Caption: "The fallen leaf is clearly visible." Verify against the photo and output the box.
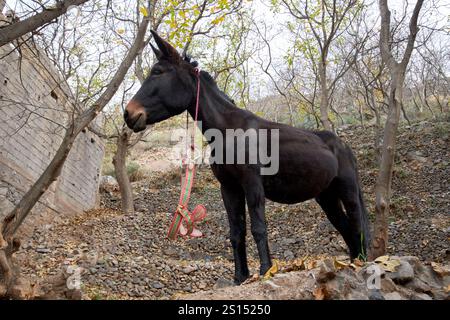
[431,262,450,277]
[374,255,401,272]
[263,260,279,281]
[374,255,390,263]
[305,259,317,270]
[288,258,305,271]
[334,259,349,270]
[281,259,301,273]
[382,259,401,272]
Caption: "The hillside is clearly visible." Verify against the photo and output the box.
[15,119,449,299]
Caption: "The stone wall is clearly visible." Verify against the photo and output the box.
[0,38,104,234]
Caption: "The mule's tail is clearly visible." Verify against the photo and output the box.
[314,130,372,257]
[349,147,371,255]
[357,180,371,252]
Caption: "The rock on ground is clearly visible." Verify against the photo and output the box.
[182,257,449,300]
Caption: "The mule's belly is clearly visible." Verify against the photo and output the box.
[262,173,331,204]
[210,126,339,204]
[262,150,338,204]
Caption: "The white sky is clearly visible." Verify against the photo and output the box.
[3,0,449,104]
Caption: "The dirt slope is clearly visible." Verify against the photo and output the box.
[15,120,449,299]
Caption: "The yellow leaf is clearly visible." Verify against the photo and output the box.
[280,258,304,272]
[139,6,148,17]
[374,255,401,272]
[211,15,225,25]
[263,260,279,280]
[334,259,349,270]
[117,28,125,35]
[431,262,450,277]
[305,259,317,270]
[382,259,400,272]
[374,255,390,263]
[293,258,305,270]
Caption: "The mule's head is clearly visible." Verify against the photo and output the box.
[124,30,198,132]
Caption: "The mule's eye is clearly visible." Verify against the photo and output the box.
[152,69,163,75]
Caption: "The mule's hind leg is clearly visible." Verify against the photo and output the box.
[242,175,272,276]
[316,184,357,257]
[220,182,249,284]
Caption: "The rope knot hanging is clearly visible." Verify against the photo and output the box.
[167,68,207,240]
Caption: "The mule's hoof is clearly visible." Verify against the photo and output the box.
[259,263,273,276]
[234,275,250,285]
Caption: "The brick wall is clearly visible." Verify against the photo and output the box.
[0,39,105,234]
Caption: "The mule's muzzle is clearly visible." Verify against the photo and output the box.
[124,99,147,132]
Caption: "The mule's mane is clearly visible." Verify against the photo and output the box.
[182,53,236,107]
[183,54,199,68]
[200,70,236,107]
[199,71,220,90]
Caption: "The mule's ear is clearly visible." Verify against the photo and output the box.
[150,30,181,64]
[149,43,163,60]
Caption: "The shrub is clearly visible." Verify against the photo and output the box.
[127,161,139,181]
[101,155,116,177]
[127,161,147,182]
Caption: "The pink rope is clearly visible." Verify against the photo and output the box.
[168,67,205,240]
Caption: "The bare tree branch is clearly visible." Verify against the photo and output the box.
[0,0,88,47]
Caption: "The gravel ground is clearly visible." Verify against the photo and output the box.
[15,120,449,299]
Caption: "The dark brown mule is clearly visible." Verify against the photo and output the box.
[124,31,371,284]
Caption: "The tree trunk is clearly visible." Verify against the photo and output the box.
[368,90,383,162]
[113,127,134,214]
[371,70,404,259]
[287,102,295,126]
[0,13,149,298]
[423,86,436,119]
[318,61,332,131]
[374,108,382,163]
[371,0,423,259]
[0,126,78,297]
[357,102,364,127]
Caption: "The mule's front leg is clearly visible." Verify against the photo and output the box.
[221,183,249,284]
[243,177,272,275]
